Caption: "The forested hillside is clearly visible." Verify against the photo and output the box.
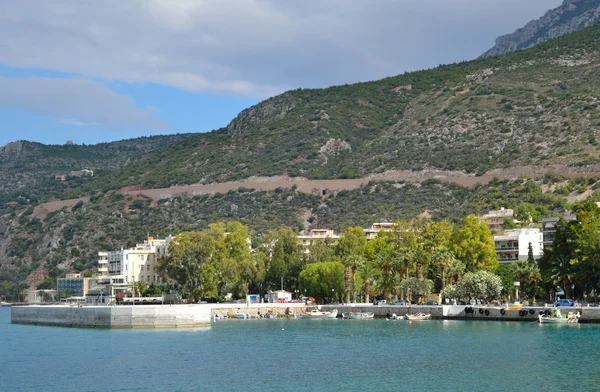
[69,23,600,195]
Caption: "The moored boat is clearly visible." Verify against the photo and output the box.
[406,313,431,320]
[301,309,338,319]
[538,308,579,324]
[342,311,374,319]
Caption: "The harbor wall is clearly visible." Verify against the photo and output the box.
[322,304,600,322]
[11,304,211,328]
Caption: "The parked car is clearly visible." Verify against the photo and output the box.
[424,300,439,306]
[554,299,576,307]
[393,300,409,305]
[375,300,387,305]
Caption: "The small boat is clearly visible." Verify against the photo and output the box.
[233,313,251,319]
[538,308,579,324]
[406,313,431,320]
[342,312,374,319]
[390,313,406,320]
[301,309,338,319]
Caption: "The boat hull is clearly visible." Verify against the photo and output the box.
[342,312,374,319]
[538,315,578,324]
[406,314,431,321]
[302,309,338,319]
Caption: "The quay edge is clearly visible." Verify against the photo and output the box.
[11,304,211,328]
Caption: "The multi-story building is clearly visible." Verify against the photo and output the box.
[539,215,576,250]
[98,236,172,285]
[298,229,340,254]
[481,207,515,231]
[364,222,396,240]
[57,273,94,296]
[494,228,543,263]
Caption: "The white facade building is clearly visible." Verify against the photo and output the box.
[481,207,515,231]
[98,236,172,285]
[494,228,543,263]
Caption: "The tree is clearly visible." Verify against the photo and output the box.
[336,226,367,304]
[306,238,335,264]
[345,254,364,303]
[210,222,254,298]
[359,263,377,304]
[264,228,304,292]
[431,248,457,291]
[399,277,434,303]
[455,271,502,303]
[299,261,344,303]
[156,231,218,302]
[452,215,498,272]
[515,203,538,226]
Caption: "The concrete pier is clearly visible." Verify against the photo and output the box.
[11,304,211,328]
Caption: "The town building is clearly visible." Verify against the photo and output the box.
[364,222,396,240]
[57,274,94,296]
[494,228,543,263]
[481,207,515,231]
[297,229,340,254]
[266,290,292,303]
[538,215,575,250]
[98,236,172,287]
[27,289,58,304]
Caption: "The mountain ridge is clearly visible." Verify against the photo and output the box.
[482,0,600,57]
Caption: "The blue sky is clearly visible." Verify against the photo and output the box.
[0,0,562,146]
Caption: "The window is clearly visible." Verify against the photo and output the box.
[147,265,150,271]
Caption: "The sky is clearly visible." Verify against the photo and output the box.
[0,0,563,147]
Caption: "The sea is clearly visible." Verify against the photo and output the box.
[1,306,599,391]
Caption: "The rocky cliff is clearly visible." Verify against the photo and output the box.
[482,0,600,57]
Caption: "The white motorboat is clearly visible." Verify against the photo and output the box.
[342,312,374,319]
[406,313,431,320]
[538,308,579,324]
[301,309,338,319]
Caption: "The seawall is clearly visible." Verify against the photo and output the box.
[11,304,211,328]
[323,304,600,322]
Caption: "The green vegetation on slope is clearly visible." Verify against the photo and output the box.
[70,23,600,196]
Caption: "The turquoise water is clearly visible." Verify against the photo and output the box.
[1,307,599,391]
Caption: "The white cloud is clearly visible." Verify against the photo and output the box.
[0,0,562,98]
[0,76,167,129]
[59,118,99,127]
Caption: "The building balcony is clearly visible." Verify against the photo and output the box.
[495,246,518,251]
[98,259,108,264]
[98,267,108,273]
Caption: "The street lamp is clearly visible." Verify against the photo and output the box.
[332,288,335,304]
[572,284,575,300]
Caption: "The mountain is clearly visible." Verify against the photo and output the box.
[0,135,193,203]
[2,24,600,291]
[482,0,600,57]
[77,23,600,195]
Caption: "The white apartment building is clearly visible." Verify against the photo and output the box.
[98,236,172,285]
[494,228,543,263]
[481,207,515,231]
[298,229,340,254]
[364,222,396,240]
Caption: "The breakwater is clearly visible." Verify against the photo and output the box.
[11,304,211,328]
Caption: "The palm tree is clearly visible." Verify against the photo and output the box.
[550,254,575,299]
[342,256,352,304]
[347,254,364,303]
[409,246,430,281]
[360,264,376,304]
[376,251,393,303]
[432,248,457,291]
[445,260,466,286]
